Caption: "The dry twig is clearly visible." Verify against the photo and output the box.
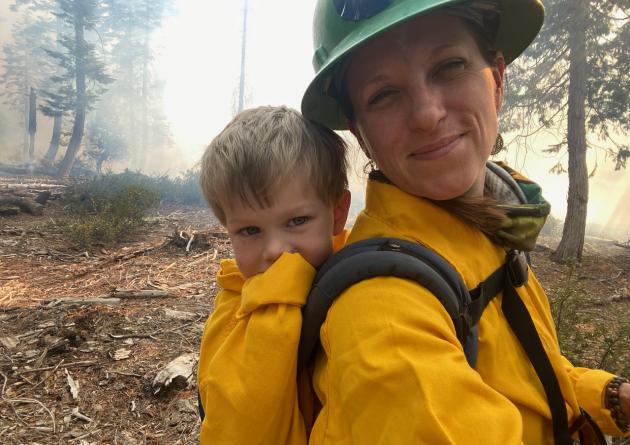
[113,243,165,262]
[111,289,173,299]
[4,397,56,433]
[28,358,65,393]
[17,360,96,374]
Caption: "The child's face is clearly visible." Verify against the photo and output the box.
[224,177,350,278]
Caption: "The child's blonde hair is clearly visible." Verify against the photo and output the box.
[200,106,348,224]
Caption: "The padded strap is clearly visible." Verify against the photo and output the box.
[298,238,471,373]
[468,264,506,324]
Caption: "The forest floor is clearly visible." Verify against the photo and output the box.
[1,174,629,444]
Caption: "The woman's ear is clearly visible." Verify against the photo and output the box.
[492,52,506,112]
[333,190,351,235]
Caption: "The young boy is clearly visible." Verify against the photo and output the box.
[197,106,350,444]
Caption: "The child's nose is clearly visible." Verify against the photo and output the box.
[263,238,294,264]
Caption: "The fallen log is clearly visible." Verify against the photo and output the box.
[35,190,52,205]
[46,297,121,306]
[110,289,173,299]
[0,196,43,215]
[0,206,20,216]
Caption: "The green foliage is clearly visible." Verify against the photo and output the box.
[86,117,127,173]
[62,174,160,247]
[502,0,629,140]
[60,170,205,247]
[1,9,56,112]
[615,148,630,171]
[41,0,114,118]
[150,169,205,206]
[96,0,175,164]
[73,170,205,206]
[548,263,630,377]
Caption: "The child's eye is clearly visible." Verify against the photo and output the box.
[239,226,260,236]
[288,216,309,227]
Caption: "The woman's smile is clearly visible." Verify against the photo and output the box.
[408,133,464,161]
[346,13,505,200]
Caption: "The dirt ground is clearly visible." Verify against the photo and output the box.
[1,175,629,444]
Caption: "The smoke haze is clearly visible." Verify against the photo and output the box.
[0,1,627,237]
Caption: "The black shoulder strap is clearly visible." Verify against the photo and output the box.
[500,251,572,445]
[297,241,574,445]
[298,237,476,373]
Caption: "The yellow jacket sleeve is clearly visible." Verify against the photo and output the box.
[560,356,629,437]
[310,276,525,445]
[198,253,314,445]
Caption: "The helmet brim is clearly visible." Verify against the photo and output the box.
[302,0,544,130]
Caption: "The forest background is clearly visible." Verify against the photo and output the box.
[0,1,628,443]
[0,0,628,257]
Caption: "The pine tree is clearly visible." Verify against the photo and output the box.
[47,0,113,177]
[4,1,70,164]
[501,0,629,261]
[98,0,173,170]
[0,8,56,163]
[85,113,126,174]
[40,6,69,163]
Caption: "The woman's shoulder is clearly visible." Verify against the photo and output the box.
[325,275,458,338]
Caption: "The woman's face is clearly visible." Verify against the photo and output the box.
[346,13,505,200]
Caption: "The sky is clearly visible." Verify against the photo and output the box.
[154,0,317,166]
[1,0,628,232]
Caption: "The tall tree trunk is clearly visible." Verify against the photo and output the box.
[125,23,138,167]
[44,14,64,164]
[28,135,35,165]
[552,2,588,262]
[28,87,37,165]
[57,8,86,177]
[23,94,30,163]
[96,156,104,175]
[44,114,62,162]
[237,0,247,114]
[140,27,149,169]
[23,54,30,164]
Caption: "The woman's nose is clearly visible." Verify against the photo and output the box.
[407,85,446,132]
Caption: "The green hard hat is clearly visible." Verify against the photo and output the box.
[301,0,544,130]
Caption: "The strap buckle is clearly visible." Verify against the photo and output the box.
[507,250,528,287]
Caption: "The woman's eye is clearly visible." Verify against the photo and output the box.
[288,216,308,227]
[239,226,260,236]
[436,59,466,77]
[368,88,397,106]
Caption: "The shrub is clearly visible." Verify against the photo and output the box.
[540,214,562,237]
[62,176,160,247]
[151,169,205,206]
[60,169,208,247]
[548,262,630,377]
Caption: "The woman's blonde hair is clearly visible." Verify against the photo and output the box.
[199,106,348,224]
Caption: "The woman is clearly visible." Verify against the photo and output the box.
[300,0,630,443]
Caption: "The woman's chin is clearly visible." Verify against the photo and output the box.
[400,177,480,201]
